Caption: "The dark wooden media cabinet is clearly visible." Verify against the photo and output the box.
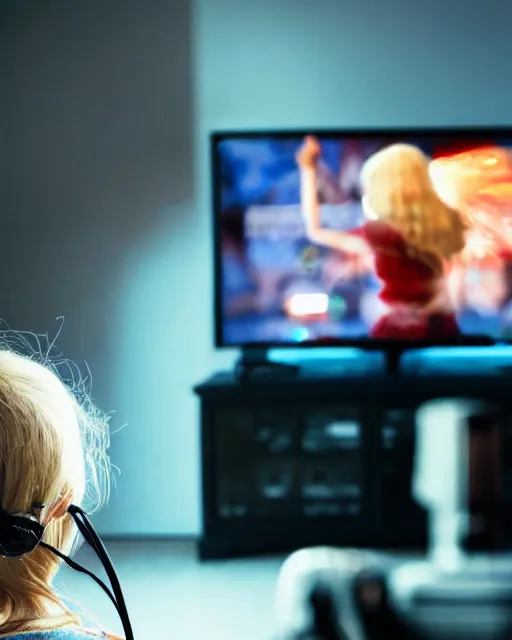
[194,363,512,560]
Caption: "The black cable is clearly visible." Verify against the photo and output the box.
[0,503,134,639]
[70,508,127,608]
[68,505,134,640]
[40,541,119,612]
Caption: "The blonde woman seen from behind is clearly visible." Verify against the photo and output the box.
[297,136,468,340]
[0,349,122,639]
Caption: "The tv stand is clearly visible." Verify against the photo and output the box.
[194,365,512,560]
[235,348,300,382]
[378,335,495,375]
[384,348,403,375]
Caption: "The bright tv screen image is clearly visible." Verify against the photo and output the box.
[214,130,512,346]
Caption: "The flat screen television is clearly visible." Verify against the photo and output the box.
[212,128,512,351]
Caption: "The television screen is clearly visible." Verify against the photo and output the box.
[213,130,512,347]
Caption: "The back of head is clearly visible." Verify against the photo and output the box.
[361,143,467,267]
[361,143,431,203]
[0,347,111,634]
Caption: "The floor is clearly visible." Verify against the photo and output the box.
[57,540,285,640]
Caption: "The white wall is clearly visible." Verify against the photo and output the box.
[1,0,512,536]
[0,0,204,535]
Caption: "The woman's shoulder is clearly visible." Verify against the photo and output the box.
[0,597,123,639]
[358,219,404,248]
[2,631,108,639]
[3,630,122,639]
[59,596,122,639]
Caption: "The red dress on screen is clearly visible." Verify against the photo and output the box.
[353,220,460,340]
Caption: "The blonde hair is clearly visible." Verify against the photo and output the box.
[361,143,467,272]
[0,332,112,635]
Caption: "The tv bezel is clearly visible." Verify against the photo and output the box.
[211,126,512,351]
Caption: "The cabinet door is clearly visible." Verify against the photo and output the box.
[212,403,367,524]
[377,407,427,537]
[213,404,299,520]
[299,406,364,519]
[500,408,512,545]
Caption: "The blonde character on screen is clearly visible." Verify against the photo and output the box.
[297,136,467,340]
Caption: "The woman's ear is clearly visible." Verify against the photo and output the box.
[42,485,74,524]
